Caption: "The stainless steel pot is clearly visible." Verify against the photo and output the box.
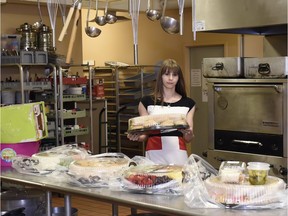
[1,188,46,216]
[38,24,53,51]
[16,23,38,50]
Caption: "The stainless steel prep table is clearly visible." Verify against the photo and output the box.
[1,167,287,216]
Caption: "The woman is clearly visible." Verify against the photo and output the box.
[128,59,196,165]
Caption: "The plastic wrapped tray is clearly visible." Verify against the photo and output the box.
[128,113,189,133]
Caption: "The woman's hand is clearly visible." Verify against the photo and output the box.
[179,127,194,142]
[127,132,147,142]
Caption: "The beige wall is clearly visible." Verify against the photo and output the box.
[81,7,253,67]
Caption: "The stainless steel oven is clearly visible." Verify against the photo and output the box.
[206,78,288,180]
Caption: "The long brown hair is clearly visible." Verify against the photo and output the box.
[153,59,187,104]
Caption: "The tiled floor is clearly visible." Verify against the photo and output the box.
[52,194,151,216]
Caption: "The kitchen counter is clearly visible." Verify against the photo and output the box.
[1,167,287,216]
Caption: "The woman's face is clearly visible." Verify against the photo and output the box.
[162,70,179,89]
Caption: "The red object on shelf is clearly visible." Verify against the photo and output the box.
[62,77,87,85]
[94,79,105,99]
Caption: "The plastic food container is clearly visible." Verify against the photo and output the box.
[218,161,246,184]
[247,162,270,185]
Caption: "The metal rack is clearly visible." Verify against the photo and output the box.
[0,63,59,149]
[93,64,159,157]
[57,65,107,154]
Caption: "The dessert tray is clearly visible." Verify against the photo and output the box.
[12,144,89,176]
[121,165,183,195]
[204,175,286,207]
[66,153,131,188]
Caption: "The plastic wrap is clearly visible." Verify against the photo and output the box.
[121,164,183,195]
[66,153,131,188]
[183,154,288,210]
[128,113,188,133]
[182,154,222,208]
[12,144,89,175]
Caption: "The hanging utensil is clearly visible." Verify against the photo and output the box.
[33,0,43,30]
[66,0,82,63]
[58,0,67,25]
[85,0,101,37]
[146,0,162,21]
[178,0,185,35]
[47,0,59,49]
[160,0,180,34]
[105,0,117,24]
[192,0,197,40]
[58,0,79,42]
[92,0,107,26]
[129,0,141,65]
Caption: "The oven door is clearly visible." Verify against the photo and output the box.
[213,84,283,134]
[212,83,284,156]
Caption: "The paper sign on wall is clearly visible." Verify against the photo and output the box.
[191,69,201,87]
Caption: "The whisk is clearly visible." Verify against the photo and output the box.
[47,0,59,49]
[58,0,67,25]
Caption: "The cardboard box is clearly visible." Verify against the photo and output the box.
[0,102,48,143]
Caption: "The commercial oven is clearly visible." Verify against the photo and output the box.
[206,78,288,180]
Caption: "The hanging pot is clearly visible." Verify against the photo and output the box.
[0,188,46,216]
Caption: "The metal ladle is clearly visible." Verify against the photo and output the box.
[85,0,101,37]
[146,0,162,21]
[105,0,117,24]
[90,0,106,26]
[160,0,180,34]
[33,0,43,30]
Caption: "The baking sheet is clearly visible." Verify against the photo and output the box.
[127,124,188,133]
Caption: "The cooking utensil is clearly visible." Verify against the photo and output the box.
[192,0,197,40]
[47,0,59,48]
[129,0,141,64]
[105,0,117,24]
[65,0,82,63]
[0,188,46,216]
[58,0,67,25]
[178,0,185,35]
[58,0,79,42]
[146,0,162,21]
[1,207,26,216]
[91,0,107,26]
[85,0,101,37]
[33,0,43,30]
[160,0,180,34]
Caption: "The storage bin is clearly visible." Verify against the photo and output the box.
[0,141,40,166]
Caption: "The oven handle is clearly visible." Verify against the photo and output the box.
[232,139,263,147]
[214,84,282,93]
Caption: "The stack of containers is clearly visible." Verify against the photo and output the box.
[0,102,48,167]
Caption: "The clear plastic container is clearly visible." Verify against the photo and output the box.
[218,161,247,184]
[247,162,270,185]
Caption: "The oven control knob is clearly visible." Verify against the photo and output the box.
[216,138,224,145]
[279,166,288,176]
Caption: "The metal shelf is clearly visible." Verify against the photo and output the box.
[93,65,159,157]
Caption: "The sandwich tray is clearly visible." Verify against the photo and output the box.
[127,124,188,133]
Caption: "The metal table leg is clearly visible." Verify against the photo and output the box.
[112,203,119,216]
[46,191,52,216]
[64,194,72,216]
[131,207,138,215]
